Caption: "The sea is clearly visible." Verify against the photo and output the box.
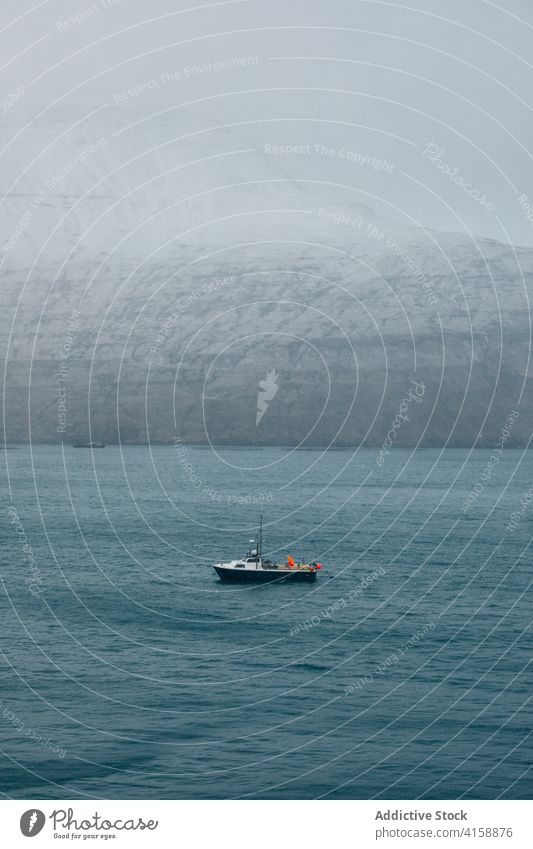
[0,445,531,799]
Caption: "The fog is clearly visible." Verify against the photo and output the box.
[2,0,533,244]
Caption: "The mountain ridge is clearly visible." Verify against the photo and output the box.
[1,106,532,447]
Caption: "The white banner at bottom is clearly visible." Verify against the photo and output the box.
[0,799,531,848]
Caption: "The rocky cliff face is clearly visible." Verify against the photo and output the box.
[1,106,531,446]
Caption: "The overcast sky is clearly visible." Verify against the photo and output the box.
[2,0,533,245]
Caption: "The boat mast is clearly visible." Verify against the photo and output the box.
[258,513,263,559]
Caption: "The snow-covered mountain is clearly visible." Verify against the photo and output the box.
[1,106,532,446]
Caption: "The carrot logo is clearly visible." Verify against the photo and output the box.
[256,369,279,426]
[20,810,46,837]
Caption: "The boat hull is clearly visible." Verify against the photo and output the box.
[214,565,317,583]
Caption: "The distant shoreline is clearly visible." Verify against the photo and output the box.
[2,443,530,450]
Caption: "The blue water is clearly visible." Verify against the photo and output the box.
[1,446,531,799]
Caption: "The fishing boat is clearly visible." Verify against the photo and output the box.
[212,516,321,583]
[72,441,106,448]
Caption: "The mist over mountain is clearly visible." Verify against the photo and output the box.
[1,106,532,447]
